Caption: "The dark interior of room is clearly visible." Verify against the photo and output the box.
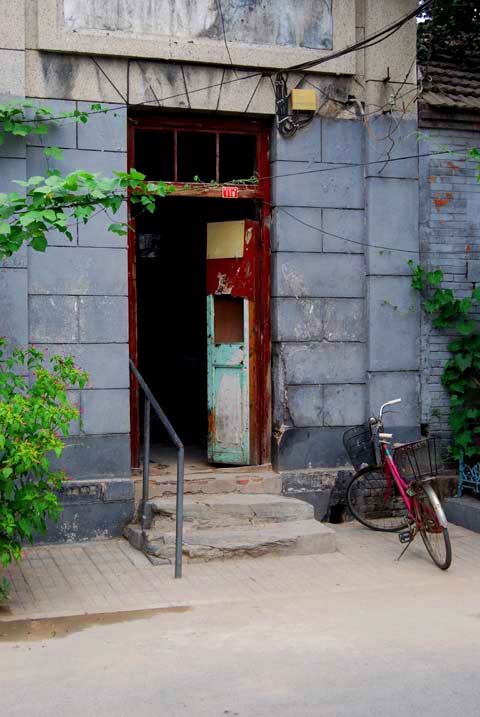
[135,197,256,452]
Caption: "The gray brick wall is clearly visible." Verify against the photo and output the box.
[271,118,369,469]
[271,115,421,469]
[25,101,131,478]
[419,128,480,443]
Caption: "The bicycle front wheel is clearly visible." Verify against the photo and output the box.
[346,465,410,532]
[414,482,452,571]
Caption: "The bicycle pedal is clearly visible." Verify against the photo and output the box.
[398,530,412,544]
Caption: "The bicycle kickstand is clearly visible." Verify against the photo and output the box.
[395,525,415,562]
[396,539,413,562]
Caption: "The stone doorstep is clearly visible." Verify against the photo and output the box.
[148,493,314,532]
[147,471,283,497]
[128,519,336,563]
[148,462,273,477]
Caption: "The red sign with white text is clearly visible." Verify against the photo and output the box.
[222,186,239,199]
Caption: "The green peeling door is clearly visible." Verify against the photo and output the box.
[206,220,258,465]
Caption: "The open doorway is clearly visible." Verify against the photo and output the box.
[135,197,256,471]
[129,113,272,471]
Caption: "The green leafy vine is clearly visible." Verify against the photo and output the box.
[0,100,175,259]
[409,260,480,461]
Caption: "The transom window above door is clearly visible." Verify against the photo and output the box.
[134,129,257,184]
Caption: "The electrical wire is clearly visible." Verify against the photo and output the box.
[272,204,480,257]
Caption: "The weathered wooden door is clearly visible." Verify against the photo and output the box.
[206,220,259,465]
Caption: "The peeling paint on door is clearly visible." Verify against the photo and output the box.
[207,296,249,465]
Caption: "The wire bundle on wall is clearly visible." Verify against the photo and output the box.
[274,73,314,137]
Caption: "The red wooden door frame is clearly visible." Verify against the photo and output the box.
[127,112,271,468]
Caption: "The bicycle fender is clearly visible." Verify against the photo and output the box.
[421,483,448,529]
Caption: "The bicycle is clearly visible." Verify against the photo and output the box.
[343,399,452,571]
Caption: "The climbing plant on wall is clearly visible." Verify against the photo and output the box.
[409,258,480,463]
[0,100,174,259]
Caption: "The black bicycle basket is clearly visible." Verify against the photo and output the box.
[394,438,439,481]
[343,424,375,470]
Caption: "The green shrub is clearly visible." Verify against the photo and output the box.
[0,340,87,599]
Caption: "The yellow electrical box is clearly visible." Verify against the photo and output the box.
[289,89,316,112]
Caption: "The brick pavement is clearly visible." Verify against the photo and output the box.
[1,522,479,621]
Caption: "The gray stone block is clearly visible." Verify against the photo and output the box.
[444,496,480,534]
[365,117,418,179]
[48,434,131,479]
[367,276,419,372]
[272,161,364,209]
[366,177,419,275]
[0,157,26,193]
[77,201,127,248]
[0,268,27,345]
[271,207,323,252]
[368,371,420,428]
[26,100,77,149]
[81,388,130,434]
[29,246,128,296]
[27,146,127,180]
[40,477,135,542]
[273,253,364,298]
[272,344,287,428]
[0,133,26,158]
[1,245,27,268]
[26,52,128,104]
[270,119,321,162]
[79,296,129,343]
[467,261,480,282]
[275,426,349,469]
[283,342,367,384]
[322,208,365,253]
[324,299,366,342]
[37,343,129,389]
[46,218,79,247]
[29,295,78,343]
[287,385,323,427]
[321,118,363,164]
[324,384,366,426]
[77,103,127,152]
[272,298,324,342]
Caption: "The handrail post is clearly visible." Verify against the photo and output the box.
[175,445,185,578]
[129,359,184,578]
[142,398,151,529]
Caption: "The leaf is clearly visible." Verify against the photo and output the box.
[107,223,128,236]
[456,319,476,336]
[42,209,57,223]
[0,222,11,235]
[30,235,48,252]
[43,147,64,161]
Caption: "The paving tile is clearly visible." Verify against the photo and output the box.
[2,528,480,620]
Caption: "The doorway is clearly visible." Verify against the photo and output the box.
[128,114,271,470]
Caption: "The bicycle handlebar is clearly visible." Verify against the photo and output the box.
[379,398,402,420]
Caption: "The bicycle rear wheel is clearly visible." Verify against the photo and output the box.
[414,482,452,570]
[346,465,410,532]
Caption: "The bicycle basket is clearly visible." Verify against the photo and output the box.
[343,424,375,470]
[394,438,439,481]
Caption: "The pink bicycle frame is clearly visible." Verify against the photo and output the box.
[381,444,414,519]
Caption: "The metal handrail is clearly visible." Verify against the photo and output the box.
[129,359,185,578]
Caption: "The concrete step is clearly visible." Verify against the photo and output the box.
[127,519,336,564]
[148,471,282,497]
[149,494,314,532]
